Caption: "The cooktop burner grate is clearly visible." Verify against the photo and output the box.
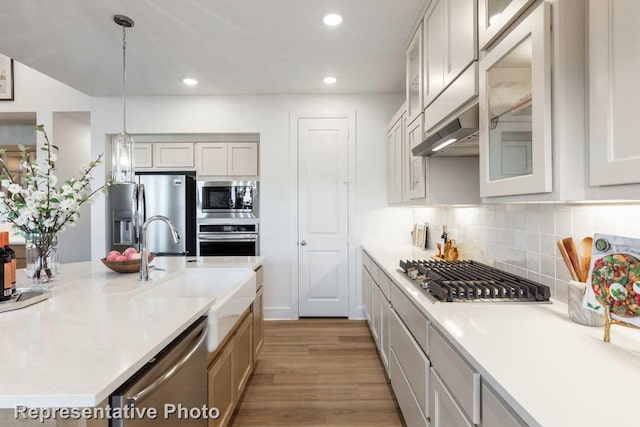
[399,259,551,302]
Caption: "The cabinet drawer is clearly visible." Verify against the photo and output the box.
[430,326,480,424]
[390,284,429,355]
[482,383,527,427]
[390,349,428,427]
[362,252,380,284]
[390,309,429,419]
[378,272,392,302]
[430,369,474,427]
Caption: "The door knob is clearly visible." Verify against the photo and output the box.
[300,240,307,246]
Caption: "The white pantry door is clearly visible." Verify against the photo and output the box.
[298,117,350,317]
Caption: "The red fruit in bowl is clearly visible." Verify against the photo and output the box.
[115,255,128,262]
[127,252,141,261]
[123,247,137,257]
[106,252,120,262]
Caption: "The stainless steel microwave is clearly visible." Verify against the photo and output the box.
[196,181,258,219]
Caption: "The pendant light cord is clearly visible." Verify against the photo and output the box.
[122,25,127,133]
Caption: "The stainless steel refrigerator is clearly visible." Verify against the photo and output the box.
[108,173,196,256]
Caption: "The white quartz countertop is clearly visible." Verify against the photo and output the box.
[0,255,264,409]
[362,243,640,427]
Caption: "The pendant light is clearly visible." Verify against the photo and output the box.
[111,15,135,183]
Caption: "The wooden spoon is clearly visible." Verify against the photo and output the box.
[561,238,582,282]
[580,237,593,282]
[557,239,580,281]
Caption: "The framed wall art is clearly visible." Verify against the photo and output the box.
[0,54,14,101]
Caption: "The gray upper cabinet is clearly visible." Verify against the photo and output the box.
[480,0,587,202]
[589,0,640,188]
[386,104,405,205]
[423,0,478,133]
[404,115,427,201]
[478,0,536,50]
[479,2,552,198]
[407,22,424,125]
[424,0,446,107]
[445,0,478,85]
[134,142,194,170]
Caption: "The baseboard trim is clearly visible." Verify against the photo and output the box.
[350,306,365,320]
[264,307,293,320]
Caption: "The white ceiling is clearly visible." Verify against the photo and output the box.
[0,0,423,96]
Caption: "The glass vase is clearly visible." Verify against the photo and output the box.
[25,233,60,286]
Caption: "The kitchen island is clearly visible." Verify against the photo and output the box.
[362,243,640,427]
[0,255,263,425]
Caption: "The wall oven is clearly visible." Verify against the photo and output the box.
[197,222,259,256]
[197,181,258,219]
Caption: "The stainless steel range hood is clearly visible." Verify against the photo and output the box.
[412,104,479,157]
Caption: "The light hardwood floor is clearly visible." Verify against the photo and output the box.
[230,319,405,427]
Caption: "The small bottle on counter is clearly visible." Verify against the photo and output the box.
[3,232,16,289]
[0,233,12,301]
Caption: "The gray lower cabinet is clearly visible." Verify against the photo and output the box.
[390,309,430,420]
[363,267,371,323]
[379,289,390,372]
[361,254,527,427]
[429,325,481,424]
[364,259,391,373]
[390,349,429,427]
[482,383,527,427]
[390,282,429,354]
[430,368,474,427]
[369,273,380,344]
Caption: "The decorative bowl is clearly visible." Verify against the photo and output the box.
[101,254,155,274]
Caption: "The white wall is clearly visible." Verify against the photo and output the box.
[52,112,92,263]
[0,61,90,142]
[0,60,92,246]
[90,94,406,319]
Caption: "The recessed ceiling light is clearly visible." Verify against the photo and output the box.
[323,76,337,85]
[323,14,343,26]
[182,78,198,86]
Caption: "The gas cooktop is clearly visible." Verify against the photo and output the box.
[399,259,551,303]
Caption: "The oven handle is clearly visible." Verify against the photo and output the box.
[126,325,208,408]
[198,234,258,242]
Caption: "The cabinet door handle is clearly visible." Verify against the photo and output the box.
[300,240,307,246]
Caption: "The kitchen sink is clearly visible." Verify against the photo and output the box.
[141,268,257,352]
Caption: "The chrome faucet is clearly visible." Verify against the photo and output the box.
[140,215,180,281]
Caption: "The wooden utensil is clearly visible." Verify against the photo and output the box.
[580,237,593,282]
[557,240,580,281]
[562,238,582,282]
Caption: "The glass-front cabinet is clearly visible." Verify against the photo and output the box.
[479,2,552,197]
[406,23,423,125]
[478,0,536,50]
[404,114,426,200]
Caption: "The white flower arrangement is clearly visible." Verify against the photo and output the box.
[0,125,107,236]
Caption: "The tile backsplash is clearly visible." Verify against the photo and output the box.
[413,204,640,303]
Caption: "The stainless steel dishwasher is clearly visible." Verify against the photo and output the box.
[109,317,208,427]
